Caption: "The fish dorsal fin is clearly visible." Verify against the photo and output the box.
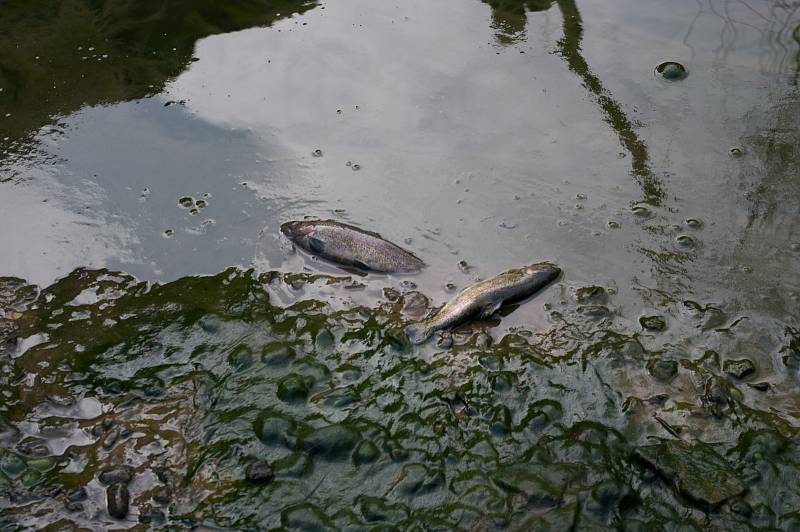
[322,220,385,240]
[359,228,385,239]
[478,300,502,319]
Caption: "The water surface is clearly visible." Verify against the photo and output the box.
[2,0,800,529]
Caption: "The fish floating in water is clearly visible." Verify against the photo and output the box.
[280,219,425,273]
[405,262,561,344]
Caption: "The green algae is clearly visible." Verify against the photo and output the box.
[0,267,798,529]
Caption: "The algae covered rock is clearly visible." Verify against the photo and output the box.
[244,459,274,484]
[724,358,756,380]
[635,439,745,506]
[299,423,362,461]
[106,483,130,519]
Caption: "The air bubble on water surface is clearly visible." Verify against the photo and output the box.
[655,61,688,81]
[684,218,703,229]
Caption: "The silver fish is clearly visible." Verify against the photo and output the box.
[280,219,425,273]
[405,262,560,344]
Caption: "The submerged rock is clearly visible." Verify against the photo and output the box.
[299,424,361,460]
[352,440,380,466]
[152,486,171,505]
[66,487,87,502]
[647,359,678,383]
[436,331,453,348]
[254,410,298,448]
[0,452,27,479]
[273,452,314,478]
[578,305,611,319]
[277,374,311,403]
[639,315,666,332]
[396,463,443,497]
[729,499,752,517]
[724,358,756,380]
[261,343,295,367]
[281,503,333,531]
[635,440,745,507]
[64,501,83,512]
[106,483,130,519]
[99,466,134,486]
[245,460,274,484]
[575,285,608,304]
[102,428,120,450]
[359,496,409,523]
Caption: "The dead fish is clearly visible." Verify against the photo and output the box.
[280,219,425,273]
[405,262,560,344]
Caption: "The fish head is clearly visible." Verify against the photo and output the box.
[521,262,562,285]
[280,220,316,242]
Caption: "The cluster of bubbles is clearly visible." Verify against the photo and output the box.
[163,194,213,237]
[177,194,210,215]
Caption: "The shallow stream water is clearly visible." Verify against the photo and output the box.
[1,0,800,529]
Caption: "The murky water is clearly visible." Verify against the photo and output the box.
[2,0,800,529]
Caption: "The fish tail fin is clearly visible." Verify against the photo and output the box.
[405,322,434,345]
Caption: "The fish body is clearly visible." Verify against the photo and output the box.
[280,219,424,273]
[405,262,560,344]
